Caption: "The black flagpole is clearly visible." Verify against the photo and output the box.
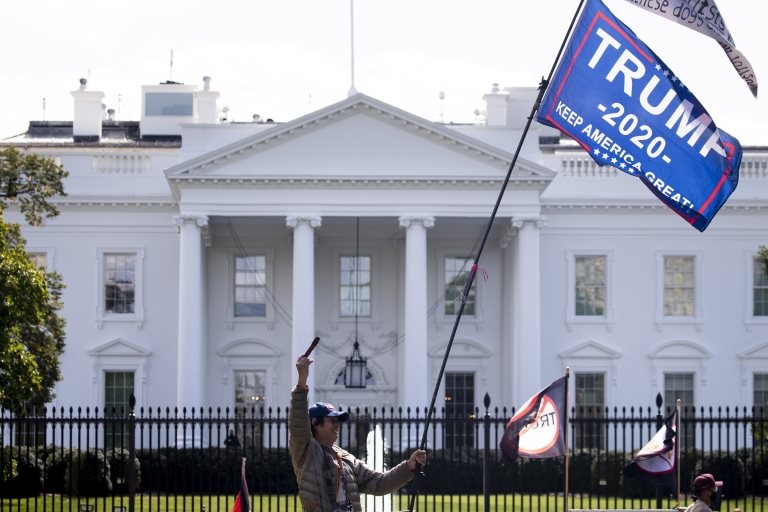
[406,1,586,511]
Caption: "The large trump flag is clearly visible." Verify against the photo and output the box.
[500,376,567,462]
[536,0,741,232]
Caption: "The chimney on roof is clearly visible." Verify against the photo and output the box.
[196,76,220,124]
[71,78,105,141]
[503,87,538,129]
[482,83,508,127]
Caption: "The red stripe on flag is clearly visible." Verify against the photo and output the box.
[232,458,250,512]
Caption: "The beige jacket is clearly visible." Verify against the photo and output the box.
[685,500,712,512]
[289,387,413,512]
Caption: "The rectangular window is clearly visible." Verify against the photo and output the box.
[754,374,768,411]
[445,372,475,449]
[665,372,694,448]
[754,258,768,317]
[340,255,371,317]
[444,257,475,316]
[144,92,194,116]
[234,370,266,448]
[574,372,605,450]
[664,256,695,317]
[575,255,606,316]
[14,403,46,447]
[27,252,47,270]
[104,371,135,449]
[104,253,136,314]
[664,372,694,409]
[234,255,267,317]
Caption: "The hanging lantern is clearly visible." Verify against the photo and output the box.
[345,341,367,388]
[344,217,368,389]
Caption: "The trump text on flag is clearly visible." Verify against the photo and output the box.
[537,0,741,231]
[499,376,566,461]
[516,395,562,455]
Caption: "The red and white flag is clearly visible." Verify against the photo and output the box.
[624,409,677,492]
[232,458,250,512]
[500,376,567,462]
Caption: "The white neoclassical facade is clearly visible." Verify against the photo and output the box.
[3,78,768,418]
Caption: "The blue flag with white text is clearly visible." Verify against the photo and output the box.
[536,0,741,232]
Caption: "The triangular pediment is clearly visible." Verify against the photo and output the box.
[88,338,151,357]
[559,340,621,359]
[650,340,711,359]
[738,340,768,359]
[166,94,554,182]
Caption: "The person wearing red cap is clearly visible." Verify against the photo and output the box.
[289,355,427,512]
[685,473,724,512]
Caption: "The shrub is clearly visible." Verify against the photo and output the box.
[0,447,17,482]
[745,449,768,494]
[136,447,296,494]
[570,450,595,492]
[65,450,112,496]
[0,446,43,497]
[590,451,626,495]
[40,445,75,493]
[106,447,141,492]
[695,454,746,499]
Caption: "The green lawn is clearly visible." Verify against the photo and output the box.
[2,494,766,512]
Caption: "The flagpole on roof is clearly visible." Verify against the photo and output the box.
[399,0,586,509]
[564,367,571,512]
[676,398,682,506]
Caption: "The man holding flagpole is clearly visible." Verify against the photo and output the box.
[289,354,427,512]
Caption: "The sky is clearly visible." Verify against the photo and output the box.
[2,0,765,145]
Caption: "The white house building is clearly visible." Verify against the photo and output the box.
[3,77,768,424]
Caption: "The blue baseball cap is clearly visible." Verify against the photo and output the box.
[308,402,349,422]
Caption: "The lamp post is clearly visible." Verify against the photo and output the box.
[344,217,368,389]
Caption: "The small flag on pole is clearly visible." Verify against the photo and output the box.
[624,409,677,493]
[232,457,250,512]
[622,0,758,97]
[500,376,567,462]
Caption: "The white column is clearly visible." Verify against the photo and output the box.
[499,226,516,407]
[173,215,209,413]
[512,216,545,403]
[287,216,321,403]
[398,216,434,413]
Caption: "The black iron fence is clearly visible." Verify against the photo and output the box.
[1,396,767,512]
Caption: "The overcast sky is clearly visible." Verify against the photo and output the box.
[2,0,765,145]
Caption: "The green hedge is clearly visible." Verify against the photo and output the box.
[0,445,765,498]
[64,450,112,496]
[39,446,75,493]
[136,448,296,494]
